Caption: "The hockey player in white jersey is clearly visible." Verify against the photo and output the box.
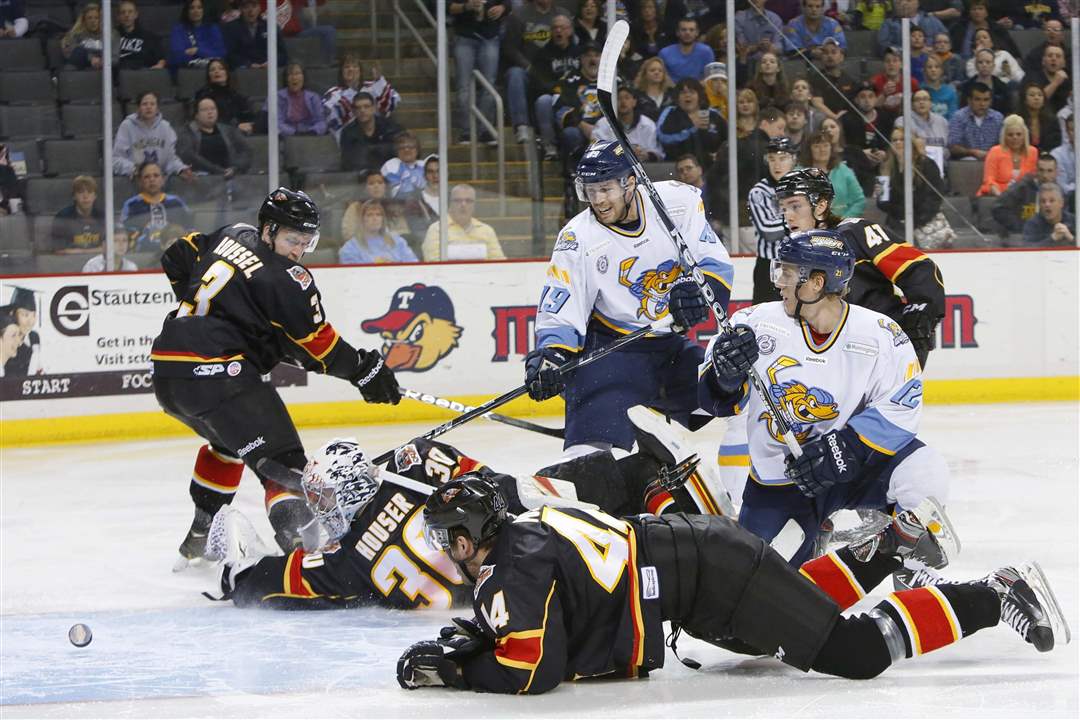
[698,230,950,566]
[526,141,734,456]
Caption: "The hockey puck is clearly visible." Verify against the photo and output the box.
[68,623,93,647]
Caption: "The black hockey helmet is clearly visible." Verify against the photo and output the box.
[766,136,799,156]
[423,474,508,553]
[775,167,835,208]
[258,187,320,252]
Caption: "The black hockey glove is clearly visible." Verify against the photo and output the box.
[899,303,938,367]
[710,325,759,393]
[784,427,867,498]
[396,640,468,690]
[667,276,708,333]
[524,346,574,401]
[438,617,495,661]
[351,350,402,404]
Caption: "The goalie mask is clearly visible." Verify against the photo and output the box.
[301,438,380,542]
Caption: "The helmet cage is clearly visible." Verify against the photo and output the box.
[300,439,380,542]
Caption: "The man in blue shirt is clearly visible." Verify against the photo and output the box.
[735,0,784,62]
[781,0,845,62]
[946,83,1004,161]
[877,0,947,56]
[658,17,715,83]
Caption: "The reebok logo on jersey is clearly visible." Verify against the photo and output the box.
[828,434,847,473]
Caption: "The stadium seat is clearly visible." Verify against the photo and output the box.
[0,105,62,140]
[283,135,339,173]
[845,31,875,59]
[118,69,174,102]
[863,58,884,76]
[189,208,226,234]
[32,215,55,254]
[246,135,271,173]
[36,253,93,274]
[304,66,340,96]
[176,67,206,100]
[58,70,104,103]
[0,215,33,259]
[43,138,101,177]
[159,100,188,129]
[62,103,103,137]
[234,67,273,100]
[947,160,984,198]
[229,174,271,208]
[642,162,677,181]
[284,35,326,68]
[0,70,56,104]
[138,5,179,37]
[0,38,46,70]
[28,3,74,28]
[4,139,43,177]
[1012,29,1045,60]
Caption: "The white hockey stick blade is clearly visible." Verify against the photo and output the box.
[597,19,629,95]
[770,519,805,562]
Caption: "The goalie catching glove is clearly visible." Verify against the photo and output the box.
[784,427,869,498]
[524,346,575,401]
[350,350,402,404]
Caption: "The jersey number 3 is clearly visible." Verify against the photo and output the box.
[176,260,235,317]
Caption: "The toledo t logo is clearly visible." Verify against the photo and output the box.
[618,257,682,321]
[758,356,840,443]
[361,283,462,372]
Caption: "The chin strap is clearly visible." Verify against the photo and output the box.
[793,281,828,322]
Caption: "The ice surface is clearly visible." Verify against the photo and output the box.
[2,403,1078,717]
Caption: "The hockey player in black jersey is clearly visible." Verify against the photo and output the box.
[396,479,1070,695]
[209,415,730,610]
[151,188,401,566]
[775,167,945,366]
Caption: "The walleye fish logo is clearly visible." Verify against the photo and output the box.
[618,257,682,321]
[758,356,840,443]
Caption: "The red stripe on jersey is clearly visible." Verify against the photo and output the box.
[299,323,339,360]
[455,456,482,477]
[530,475,562,497]
[494,634,543,668]
[890,587,959,654]
[799,553,863,610]
[645,489,673,515]
[193,444,244,492]
[284,550,316,597]
[873,244,927,283]
[625,525,646,674]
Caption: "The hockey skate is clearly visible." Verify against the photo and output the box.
[172,507,213,572]
[846,497,959,588]
[983,562,1071,653]
[627,405,735,516]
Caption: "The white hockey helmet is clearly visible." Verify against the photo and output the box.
[301,438,380,542]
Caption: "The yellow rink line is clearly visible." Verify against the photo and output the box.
[1,376,1077,447]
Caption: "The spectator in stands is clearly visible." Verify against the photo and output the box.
[169,0,226,71]
[852,0,890,31]
[359,59,400,118]
[594,86,664,160]
[988,0,1061,30]
[403,154,441,239]
[675,153,706,189]
[921,0,964,25]
[449,0,510,143]
[952,0,1020,60]
[701,62,729,118]
[735,0,784,62]
[1022,18,1067,75]
[573,0,606,45]
[906,25,930,82]
[1051,113,1075,197]
[381,131,426,197]
[658,17,715,83]
[784,101,810,145]
[872,46,920,115]
[62,3,104,70]
[959,49,1013,115]
[530,14,580,159]
[1023,181,1074,245]
[735,87,761,139]
[746,52,790,110]
[113,91,194,180]
[552,42,604,162]
[789,78,824,131]
[922,54,959,119]
[340,92,401,172]
[991,151,1059,241]
[338,199,417,264]
[51,175,104,255]
[323,55,364,141]
[768,0,803,24]
[629,0,672,65]
[1028,44,1071,112]
[841,81,894,189]
[634,56,676,121]
[702,22,748,88]
[1018,83,1062,151]
[177,96,253,177]
[422,183,504,261]
[931,32,967,84]
[877,0,945,55]
[114,0,166,70]
[224,0,286,69]
[809,37,858,118]
[503,0,570,148]
[194,59,255,134]
[0,0,28,38]
[782,0,845,61]
[277,62,328,136]
[265,0,336,67]
[82,232,139,273]
[977,114,1039,197]
[0,144,20,216]
[876,126,953,247]
[800,127,865,217]
[948,82,1004,159]
[964,29,1024,84]
[895,89,950,160]
[341,171,410,243]
[121,161,193,252]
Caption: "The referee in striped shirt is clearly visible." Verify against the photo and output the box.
[747,136,798,303]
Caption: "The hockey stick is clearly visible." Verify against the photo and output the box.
[597,20,802,458]
[372,316,674,466]
[400,388,566,439]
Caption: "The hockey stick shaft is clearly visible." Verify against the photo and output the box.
[373,316,674,465]
[400,388,565,439]
[597,20,801,457]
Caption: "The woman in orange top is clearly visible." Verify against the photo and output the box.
[977,114,1039,196]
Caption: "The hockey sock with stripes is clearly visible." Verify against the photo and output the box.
[799,546,902,610]
[189,444,244,515]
